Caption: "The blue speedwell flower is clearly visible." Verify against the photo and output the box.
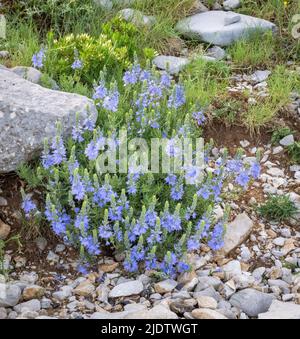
[32,48,45,69]
[22,196,37,217]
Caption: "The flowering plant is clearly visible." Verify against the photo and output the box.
[22,64,260,277]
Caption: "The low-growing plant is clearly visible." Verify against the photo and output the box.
[259,195,297,222]
[0,235,21,276]
[21,65,260,277]
[288,141,300,164]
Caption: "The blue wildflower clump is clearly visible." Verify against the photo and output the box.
[26,64,260,278]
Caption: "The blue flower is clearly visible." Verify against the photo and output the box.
[80,236,101,256]
[165,174,177,186]
[168,85,186,109]
[102,89,119,112]
[71,58,83,70]
[32,48,45,69]
[192,111,206,126]
[51,137,66,165]
[74,214,89,232]
[71,172,85,201]
[22,196,37,216]
[171,184,184,201]
[93,81,108,100]
[250,162,261,179]
[235,171,250,188]
[161,212,181,232]
[208,222,224,251]
[93,184,114,207]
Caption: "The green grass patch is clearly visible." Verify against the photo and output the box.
[259,195,298,222]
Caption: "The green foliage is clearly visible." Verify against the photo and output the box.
[228,30,275,69]
[42,17,156,85]
[259,195,298,222]
[183,58,230,108]
[271,127,293,144]
[17,163,43,189]
[2,0,106,35]
[288,141,300,164]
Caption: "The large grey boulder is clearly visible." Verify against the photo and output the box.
[175,10,276,46]
[0,68,97,173]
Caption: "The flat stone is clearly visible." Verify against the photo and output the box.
[175,10,275,46]
[154,279,177,294]
[74,280,95,297]
[224,13,241,26]
[153,55,190,75]
[0,219,10,240]
[0,283,21,307]
[197,296,218,309]
[206,46,226,60]
[192,308,228,319]
[219,213,253,255]
[14,299,41,313]
[124,304,178,319]
[267,167,284,177]
[99,262,119,273]
[229,288,274,317]
[0,68,97,173]
[248,70,271,83]
[279,135,295,147]
[223,0,241,11]
[23,285,45,300]
[222,260,242,280]
[258,300,300,319]
[195,276,222,291]
[109,280,143,298]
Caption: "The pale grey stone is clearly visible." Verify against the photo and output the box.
[223,0,241,11]
[258,300,300,319]
[175,11,275,46]
[0,283,21,307]
[206,46,226,60]
[14,299,41,313]
[153,55,190,75]
[109,280,144,298]
[220,213,253,255]
[279,134,295,146]
[0,68,97,173]
[229,289,274,317]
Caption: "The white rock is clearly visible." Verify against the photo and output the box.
[279,134,294,146]
[222,260,242,280]
[0,283,21,307]
[272,146,283,155]
[258,300,300,319]
[206,46,226,60]
[248,70,271,84]
[220,213,253,255]
[124,304,178,319]
[14,299,41,313]
[154,279,177,294]
[109,280,144,298]
[240,139,250,148]
[175,11,275,46]
[153,55,190,75]
[223,0,241,11]
[267,167,284,177]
